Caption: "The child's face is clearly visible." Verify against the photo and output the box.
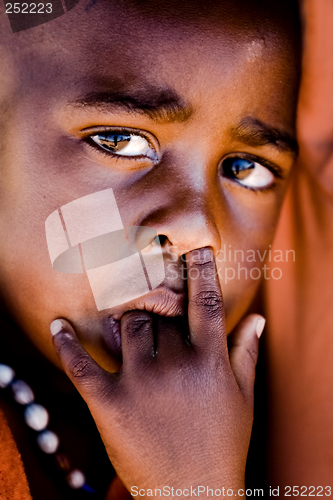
[0,0,299,371]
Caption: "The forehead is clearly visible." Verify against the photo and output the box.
[10,0,294,72]
[2,0,299,132]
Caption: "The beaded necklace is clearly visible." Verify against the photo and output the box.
[0,363,97,495]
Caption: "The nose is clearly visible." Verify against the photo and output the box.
[157,208,221,257]
[138,158,222,258]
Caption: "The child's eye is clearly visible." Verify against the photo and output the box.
[88,131,157,161]
[221,157,275,189]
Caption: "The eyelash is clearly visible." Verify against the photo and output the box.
[241,181,280,194]
[82,128,284,192]
[83,127,158,162]
[220,153,283,193]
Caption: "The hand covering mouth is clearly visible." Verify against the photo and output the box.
[102,288,186,358]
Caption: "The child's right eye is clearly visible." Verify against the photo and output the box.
[87,130,158,162]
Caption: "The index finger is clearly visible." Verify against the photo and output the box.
[186,247,227,357]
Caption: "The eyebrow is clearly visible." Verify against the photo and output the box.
[71,87,193,124]
[232,117,298,156]
[70,89,298,155]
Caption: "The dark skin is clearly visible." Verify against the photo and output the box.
[0,0,300,497]
[52,251,263,498]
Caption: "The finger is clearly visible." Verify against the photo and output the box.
[155,315,189,364]
[51,318,116,407]
[186,247,227,357]
[228,314,265,401]
[120,311,154,372]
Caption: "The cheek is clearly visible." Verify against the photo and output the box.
[216,188,286,332]
[0,193,102,365]
[0,232,95,355]
[0,119,131,322]
[0,234,121,372]
[0,126,144,370]
[217,256,265,333]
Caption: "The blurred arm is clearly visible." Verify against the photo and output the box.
[297,0,333,183]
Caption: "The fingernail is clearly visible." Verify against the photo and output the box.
[50,319,64,336]
[256,317,266,338]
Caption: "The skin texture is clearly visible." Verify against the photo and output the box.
[0,0,300,496]
[52,249,264,497]
[0,0,299,372]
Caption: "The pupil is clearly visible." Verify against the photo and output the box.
[223,158,255,180]
[98,133,131,152]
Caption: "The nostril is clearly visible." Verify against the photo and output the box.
[156,234,168,246]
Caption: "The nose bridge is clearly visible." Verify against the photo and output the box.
[150,175,222,257]
[169,196,221,255]
[135,143,223,256]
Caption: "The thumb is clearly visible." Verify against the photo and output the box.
[50,318,116,408]
[228,314,265,401]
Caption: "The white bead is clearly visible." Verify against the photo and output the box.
[11,380,34,405]
[24,403,49,431]
[37,430,59,454]
[66,469,86,489]
[0,364,15,388]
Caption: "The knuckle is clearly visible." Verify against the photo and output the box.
[192,290,222,314]
[123,314,152,339]
[190,258,216,278]
[67,354,93,380]
[190,248,214,267]
[242,345,259,366]
[193,257,214,268]
[54,336,93,380]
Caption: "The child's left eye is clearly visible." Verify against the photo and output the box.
[221,157,275,189]
[88,131,157,161]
